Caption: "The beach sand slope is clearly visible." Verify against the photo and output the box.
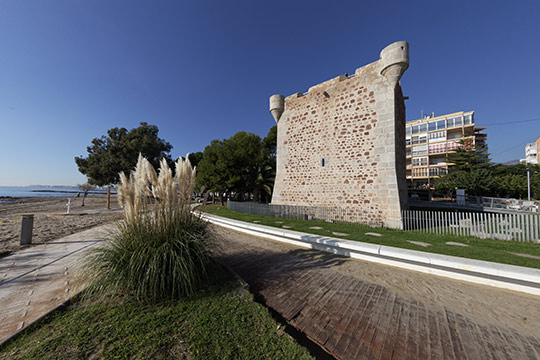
[0,196,122,254]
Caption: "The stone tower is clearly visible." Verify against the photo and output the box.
[270,41,409,229]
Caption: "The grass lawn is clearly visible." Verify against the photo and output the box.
[198,205,540,269]
[0,264,313,360]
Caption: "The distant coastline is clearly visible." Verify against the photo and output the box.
[30,189,109,194]
[0,186,115,198]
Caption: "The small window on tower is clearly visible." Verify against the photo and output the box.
[321,158,326,167]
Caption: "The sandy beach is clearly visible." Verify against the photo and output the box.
[0,195,122,255]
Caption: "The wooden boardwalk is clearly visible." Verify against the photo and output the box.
[216,228,540,360]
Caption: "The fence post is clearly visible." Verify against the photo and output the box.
[481,212,486,239]
[495,213,500,238]
[534,215,540,244]
[531,215,540,244]
[515,214,520,242]
[467,212,472,237]
[506,214,511,241]
[403,210,411,230]
[20,214,34,245]
[443,211,447,235]
[520,214,525,242]
[487,212,491,239]
[485,212,489,238]
[528,214,532,243]
[525,214,529,242]
[492,212,497,239]
[473,212,477,237]
[491,213,495,239]
[457,212,462,237]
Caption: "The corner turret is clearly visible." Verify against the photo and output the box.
[269,94,285,123]
[379,41,409,87]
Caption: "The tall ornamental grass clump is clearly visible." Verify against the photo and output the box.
[85,154,214,301]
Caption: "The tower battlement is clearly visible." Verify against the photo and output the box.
[277,41,409,104]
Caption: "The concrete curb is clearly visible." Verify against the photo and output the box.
[198,212,540,297]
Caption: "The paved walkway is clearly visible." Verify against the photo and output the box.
[0,224,113,344]
[215,226,540,360]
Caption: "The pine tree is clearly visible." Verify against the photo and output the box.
[447,138,491,173]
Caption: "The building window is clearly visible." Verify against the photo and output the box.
[411,135,427,145]
[428,119,447,131]
[411,123,428,134]
[446,141,463,151]
[429,143,447,154]
[412,167,429,177]
[412,157,428,166]
[447,116,463,128]
[412,145,428,156]
[429,131,446,141]
[321,158,326,167]
[429,167,448,176]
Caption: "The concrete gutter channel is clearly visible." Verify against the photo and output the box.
[197,212,540,297]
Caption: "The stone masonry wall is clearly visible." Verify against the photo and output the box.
[270,41,409,229]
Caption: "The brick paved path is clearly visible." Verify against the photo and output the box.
[216,227,540,360]
[0,224,113,344]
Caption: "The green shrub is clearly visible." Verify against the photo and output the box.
[84,154,215,301]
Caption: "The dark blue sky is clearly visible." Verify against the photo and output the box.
[1,1,539,185]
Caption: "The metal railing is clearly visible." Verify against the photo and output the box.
[227,201,540,243]
[402,209,539,243]
[479,197,540,212]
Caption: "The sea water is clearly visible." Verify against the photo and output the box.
[0,186,110,198]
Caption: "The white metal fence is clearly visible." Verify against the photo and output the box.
[227,201,540,243]
[402,209,540,243]
[479,197,540,212]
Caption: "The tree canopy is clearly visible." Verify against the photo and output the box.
[75,122,173,186]
[434,163,540,199]
[447,138,491,173]
[188,152,204,169]
[196,126,277,202]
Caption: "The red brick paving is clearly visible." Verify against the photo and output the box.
[218,230,540,360]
